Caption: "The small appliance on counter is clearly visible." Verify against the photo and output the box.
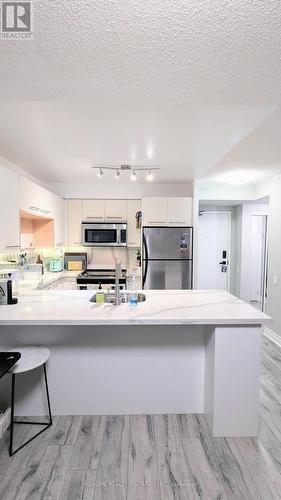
[64,252,87,272]
[0,272,18,305]
[49,259,64,272]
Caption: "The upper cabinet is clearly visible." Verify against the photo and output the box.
[53,195,66,246]
[167,197,193,226]
[82,199,127,221]
[127,199,141,247]
[67,200,83,245]
[0,165,20,251]
[82,200,104,221]
[19,177,66,247]
[19,177,53,217]
[142,198,168,225]
[142,197,193,226]
[104,200,126,221]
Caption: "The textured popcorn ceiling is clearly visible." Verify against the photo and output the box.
[0,0,280,104]
[0,0,280,183]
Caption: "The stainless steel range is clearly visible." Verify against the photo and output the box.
[76,268,127,290]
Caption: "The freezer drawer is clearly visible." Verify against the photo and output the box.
[143,260,193,290]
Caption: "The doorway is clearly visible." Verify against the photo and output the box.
[197,211,231,290]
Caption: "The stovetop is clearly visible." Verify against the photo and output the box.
[77,268,127,284]
[78,268,127,278]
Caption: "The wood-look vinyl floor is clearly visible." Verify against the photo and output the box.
[0,336,281,499]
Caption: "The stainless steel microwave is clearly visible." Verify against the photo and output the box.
[81,222,127,247]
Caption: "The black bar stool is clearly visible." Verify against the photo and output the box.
[8,346,52,456]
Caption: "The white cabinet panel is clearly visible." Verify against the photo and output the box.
[82,200,105,220]
[168,197,193,225]
[127,199,141,247]
[67,200,83,245]
[19,177,53,217]
[143,197,193,226]
[53,196,66,246]
[0,165,20,250]
[105,200,127,221]
[142,198,168,225]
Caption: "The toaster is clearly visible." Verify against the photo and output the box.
[49,259,63,272]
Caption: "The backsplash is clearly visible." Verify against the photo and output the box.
[0,246,141,275]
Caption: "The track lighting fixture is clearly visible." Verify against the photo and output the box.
[93,164,160,182]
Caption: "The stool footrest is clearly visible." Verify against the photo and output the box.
[10,422,52,456]
[14,420,51,425]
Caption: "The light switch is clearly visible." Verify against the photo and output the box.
[273,275,279,286]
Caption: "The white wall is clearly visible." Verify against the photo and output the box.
[254,175,281,334]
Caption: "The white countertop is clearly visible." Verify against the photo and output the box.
[19,270,78,291]
[0,289,272,326]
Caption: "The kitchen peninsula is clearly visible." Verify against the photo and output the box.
[0,289,271,438]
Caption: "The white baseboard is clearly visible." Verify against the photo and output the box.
[0,407,10,439]
[263,327,281,348]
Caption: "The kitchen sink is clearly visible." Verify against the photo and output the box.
[90,292,146,304]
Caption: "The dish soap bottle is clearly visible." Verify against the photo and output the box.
[96,283,104,305]
[130,275,138,305]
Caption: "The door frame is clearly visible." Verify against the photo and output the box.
[198,210,232,291]
[250,212,269,312]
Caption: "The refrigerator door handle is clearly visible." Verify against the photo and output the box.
[142,233,148,288]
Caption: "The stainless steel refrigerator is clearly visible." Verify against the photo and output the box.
[142,226,193,290]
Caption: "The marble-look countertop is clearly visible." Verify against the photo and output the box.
[19,270,79,291]
[0,289,272,326]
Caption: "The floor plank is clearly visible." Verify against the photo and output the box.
[154,414,194,499]
[127,415,160,500]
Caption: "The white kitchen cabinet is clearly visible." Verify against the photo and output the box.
[0,165,20,250]
[168,197,193,225]
[82,199,105,221]
[104,200,127,221]
[127,199,141,247]
[142,198,168,225]
[53,195,66,246]
[142,197,193,226]
[67,200,83,245]
[19,177,53,217]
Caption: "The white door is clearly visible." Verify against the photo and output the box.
[197,211,231,290]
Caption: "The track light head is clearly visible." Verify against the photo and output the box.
[130,170,137,181]
[97,168,103,178]
[146,170,154,182]
[115,169,120,179]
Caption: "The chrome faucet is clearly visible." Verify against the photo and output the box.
[114,260,122,306]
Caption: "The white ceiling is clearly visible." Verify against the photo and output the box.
[0,0,281,184]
